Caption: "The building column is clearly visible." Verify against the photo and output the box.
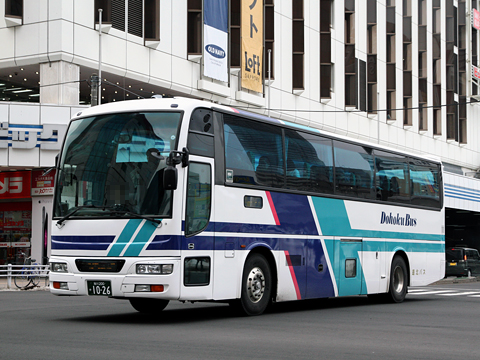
[40,61,80,105]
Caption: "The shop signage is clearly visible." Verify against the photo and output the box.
[203,0,229,82]
[0,171,31,199]
[0,242,8,247]
[473,65,480,80]
[0,123,67,150]
[473,8,480,30]
[241,0,263,93]
[31,169,56,196]
[12,242,30,248]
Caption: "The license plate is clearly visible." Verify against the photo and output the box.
[449,262,457,266]
[87,281,112,296]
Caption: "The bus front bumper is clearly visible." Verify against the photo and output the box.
[49,258,182,300]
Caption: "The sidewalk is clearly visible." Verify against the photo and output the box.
[0,276,49,291]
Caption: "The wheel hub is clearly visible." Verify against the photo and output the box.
[393,265,405,293]
[247,267,265,303]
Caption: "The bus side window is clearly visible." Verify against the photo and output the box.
[374,150,410,204]
[409,160,440,208]
[185,163,212,237]
[334,141,375,199]
[224,115,283,188]
[287,131,334,194]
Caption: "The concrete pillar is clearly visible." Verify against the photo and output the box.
[40,61,80,105]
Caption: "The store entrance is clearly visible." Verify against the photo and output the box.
[0,201,32,265]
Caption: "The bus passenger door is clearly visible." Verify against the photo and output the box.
[338,238,364,296]
[181,160,215,301]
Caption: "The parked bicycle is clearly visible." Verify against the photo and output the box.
[14,252,40,290]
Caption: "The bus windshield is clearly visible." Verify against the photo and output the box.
[54,111,182,219]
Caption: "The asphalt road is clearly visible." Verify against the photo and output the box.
[1,283,480,360]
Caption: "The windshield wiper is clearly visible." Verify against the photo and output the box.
[56,205,106,228]
[56,205,162,228]
[109,210,162,225]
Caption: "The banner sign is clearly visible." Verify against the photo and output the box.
[203,0,229,83]
[31,169,56,196]
[0,171,31,199]
[241,0,263,93]
[473,64,480,80]
[473,8,480,30]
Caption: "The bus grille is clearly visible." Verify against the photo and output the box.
[75,259,126,273]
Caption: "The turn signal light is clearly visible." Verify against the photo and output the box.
[52,281,68,290]
[151,285,164,292]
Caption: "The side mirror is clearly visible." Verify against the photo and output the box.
[163,166,178,190]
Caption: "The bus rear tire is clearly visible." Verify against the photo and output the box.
[388,256,408,303]
[235,253,272,316]
[129,298,169,314]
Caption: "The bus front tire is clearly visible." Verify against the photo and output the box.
[129,298,169,314]
[234,253,272,316]
[388,256,408,303]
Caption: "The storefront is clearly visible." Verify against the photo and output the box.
[0,171,33,265]
[0,169,56,265]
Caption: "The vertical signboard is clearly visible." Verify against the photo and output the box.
[31,169,56,196]
[473,8,480,30]
[241,0,263,92]
[203,0,229,82]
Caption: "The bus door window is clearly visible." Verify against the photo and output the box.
[187,109,214,157]
[185,163,212,237]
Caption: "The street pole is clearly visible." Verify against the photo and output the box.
[98,8,103,106]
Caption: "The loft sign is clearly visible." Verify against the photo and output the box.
[0,122,67,150]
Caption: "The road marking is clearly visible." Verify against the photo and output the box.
[437,291,480,296]
[408,290,455,295]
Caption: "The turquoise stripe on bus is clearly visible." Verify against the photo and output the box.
[107,219,143,257]
[311,197,444,242]
[122,220,158,256]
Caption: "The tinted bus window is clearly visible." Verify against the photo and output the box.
[224,115,284,187]
[334,141,375,199]
[375,150,410,204]
[285,130,334,193]
[187,108,214,157]
[409,159,440,208]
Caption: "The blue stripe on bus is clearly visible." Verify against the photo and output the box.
[107,219,143,256]
[51,235,115,250]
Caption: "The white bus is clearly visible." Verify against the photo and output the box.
[49,97,445,315]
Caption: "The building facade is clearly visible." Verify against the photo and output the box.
[1,0,480,264]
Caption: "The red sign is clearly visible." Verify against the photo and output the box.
[473,65,480,80]
[0,171,31,199]
[31,169,56,196]
[474,9,480,30]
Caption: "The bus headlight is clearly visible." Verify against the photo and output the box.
[50,263,68,273]
[136,264,173,275]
